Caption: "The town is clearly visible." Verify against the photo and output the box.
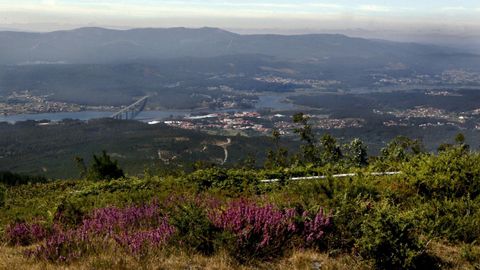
[0,91,116,115]
[160,111,364,135]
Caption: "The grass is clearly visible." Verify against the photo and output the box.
[0,244,363,270]
[2,243,480,270]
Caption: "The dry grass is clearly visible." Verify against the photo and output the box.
[429,241,480,270]
[0,245,365,270]
[1,242,479,270]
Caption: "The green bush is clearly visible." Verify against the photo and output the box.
[54,198,86,228]
[355,202,427,270]
[186,168,258,193]
[0,171,48,186]
[326,196,372,252]
[412,197,480,243]
[166,200,226,255]
[406,149,480,198]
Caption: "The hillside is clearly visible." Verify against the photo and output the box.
[0,118,276,178]
[0,27,462,65]
[1,134,480,269]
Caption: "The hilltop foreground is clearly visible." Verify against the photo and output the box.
[2,132,480,269]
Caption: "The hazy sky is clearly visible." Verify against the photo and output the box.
[0,0,479,32]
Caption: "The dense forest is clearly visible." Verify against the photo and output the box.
[1,113,480,269]
[0,118,278,178]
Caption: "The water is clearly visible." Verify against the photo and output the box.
[0,94,296,123]
[256,94,296,110]
[0,110,188,123]
[0,111,113,123]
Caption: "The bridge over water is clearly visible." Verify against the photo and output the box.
[111,96,148,120]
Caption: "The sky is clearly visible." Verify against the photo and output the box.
[0,0,479,33]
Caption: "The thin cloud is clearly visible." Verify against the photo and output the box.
[1,0,480,32]
[358,5,391,12]
[441,6,468,11]
[0,1,345,18]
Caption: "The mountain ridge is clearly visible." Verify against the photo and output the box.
[0,27,466,65]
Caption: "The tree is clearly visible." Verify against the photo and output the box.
[264,129,289,169]
[74,156,87,178]
[293,113,314,144]
[455,133,470,152]
[83,151,125,181]
[455,133,465,144]
[292,113,319,165]
[241,153,257,169]
[438,133,469,153]
[380,136,424,163]
[320,133,343,164]
[345,138,368,167]
[437,143,453,152]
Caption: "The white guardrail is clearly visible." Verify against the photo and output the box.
[259,171,402,183]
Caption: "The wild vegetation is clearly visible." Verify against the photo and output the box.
[2,113,480,269]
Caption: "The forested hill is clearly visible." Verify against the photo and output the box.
[0,118,275,178]
[0,27,469,65]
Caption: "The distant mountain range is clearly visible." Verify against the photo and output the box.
[0,27,471,65]
[1,27,479,107]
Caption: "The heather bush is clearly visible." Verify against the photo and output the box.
[26,201,175,262]
[210,199,331,262]
[302,208,333,247]
[284,176,383,253]
[26,228,86,262]
[114,222,175,256]
[5,221,49,246]
[78,201,165,236]
[210,199,297,261]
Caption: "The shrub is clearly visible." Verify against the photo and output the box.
[186,168,227,191]
[406,149,480,198]
[412,197,480,243]
[26,229,85,262]
[54,198,85,228]
[326,196,372,252]
[5,221,49,246]
[27,201,175,262]
[114,222,175,256]
[0,171,48,186]
[302,208,333,247]
[355,202,427,270]
[186,168,258,193]
[460,243,480,264]
[167,199,224,255]
[209,199,331,262]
